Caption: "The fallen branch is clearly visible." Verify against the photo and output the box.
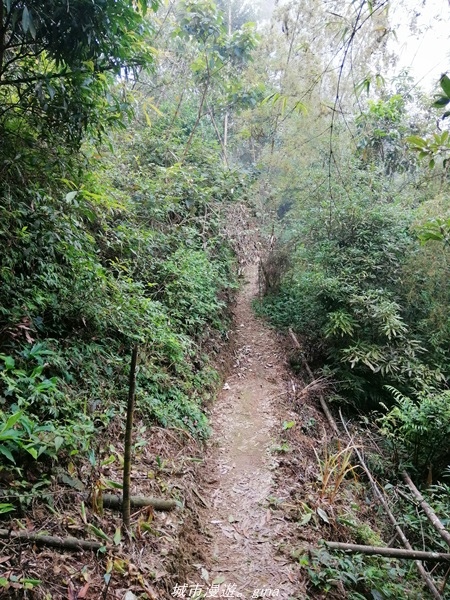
[0,529,103,551]
[100,494,177,512]
[339,411,443,600]
[402,471,450,548]
[288,328,339,435]
[324,541,450,562]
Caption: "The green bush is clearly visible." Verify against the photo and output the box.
[258,186,427,407]
[379,387,450,479]
[0,109,242,480]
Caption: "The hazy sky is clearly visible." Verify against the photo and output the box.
[255,0,450,93]
[386,0,449,92]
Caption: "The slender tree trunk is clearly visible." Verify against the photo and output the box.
[209,106,229,167]
[222,1,232,166]
[123,344,138,534]
[0,0,4,78]
[223,111,229,165]
[182,82,209,161]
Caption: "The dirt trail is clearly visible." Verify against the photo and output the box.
[200,264,298,599]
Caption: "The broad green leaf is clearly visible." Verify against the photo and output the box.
[113,527,122,545]
[104,479,123,489]
[0,355,15,370]
[406,135,427,148]
[66,191,79,202]
[25,446,38,459]
[4,411,22,431]
[0,446,15,463]
[440,74,450,98]
[0,503,15,514]
[432,96,449,108]
[299,512,312,526]
[54,436,64,452]
[28,12,36,39]
[87,524,111,542]
[20,578,41,587]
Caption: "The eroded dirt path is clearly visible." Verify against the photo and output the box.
[200,264,298,599]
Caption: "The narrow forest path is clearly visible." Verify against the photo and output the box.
[198,263,299,599]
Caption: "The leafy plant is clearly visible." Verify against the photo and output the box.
[379,387,450,480]
[302,545,425,599]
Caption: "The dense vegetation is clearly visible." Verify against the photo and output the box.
[244,4,450,483]
[1,0,450,597]
[0,0,258,490]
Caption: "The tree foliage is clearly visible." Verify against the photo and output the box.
[0,0,253,485]
[0,0,159,148]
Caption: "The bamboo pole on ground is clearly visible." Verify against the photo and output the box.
[324,541,450,562]
[101,494,176,512]
[402,471,450,548]
[0,529,103,551]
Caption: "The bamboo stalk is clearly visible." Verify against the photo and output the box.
[123,343,138,534]
[0,529,103,551]
[402,471,450,548]
[339,411,443,600]
[324,541,450,562]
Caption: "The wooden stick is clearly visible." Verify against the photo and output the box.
[101,494,177,512]
[123,343,138,533]
[288,328,339,435]
[0,529,103,551]
[339,411,443,600]
[402,471,450,548]
[324,541,450,562]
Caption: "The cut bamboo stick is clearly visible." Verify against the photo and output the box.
[0,529,103,551]
[100,494,177,512]
[402,471,450,548]
[324,541,450,562]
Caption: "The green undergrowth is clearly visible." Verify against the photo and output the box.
[0,114,247,490]
[302,545,426,600]
[256,165,450,479]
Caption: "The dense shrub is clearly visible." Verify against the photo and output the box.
[0,114,245,471]
[258,170,447,409]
